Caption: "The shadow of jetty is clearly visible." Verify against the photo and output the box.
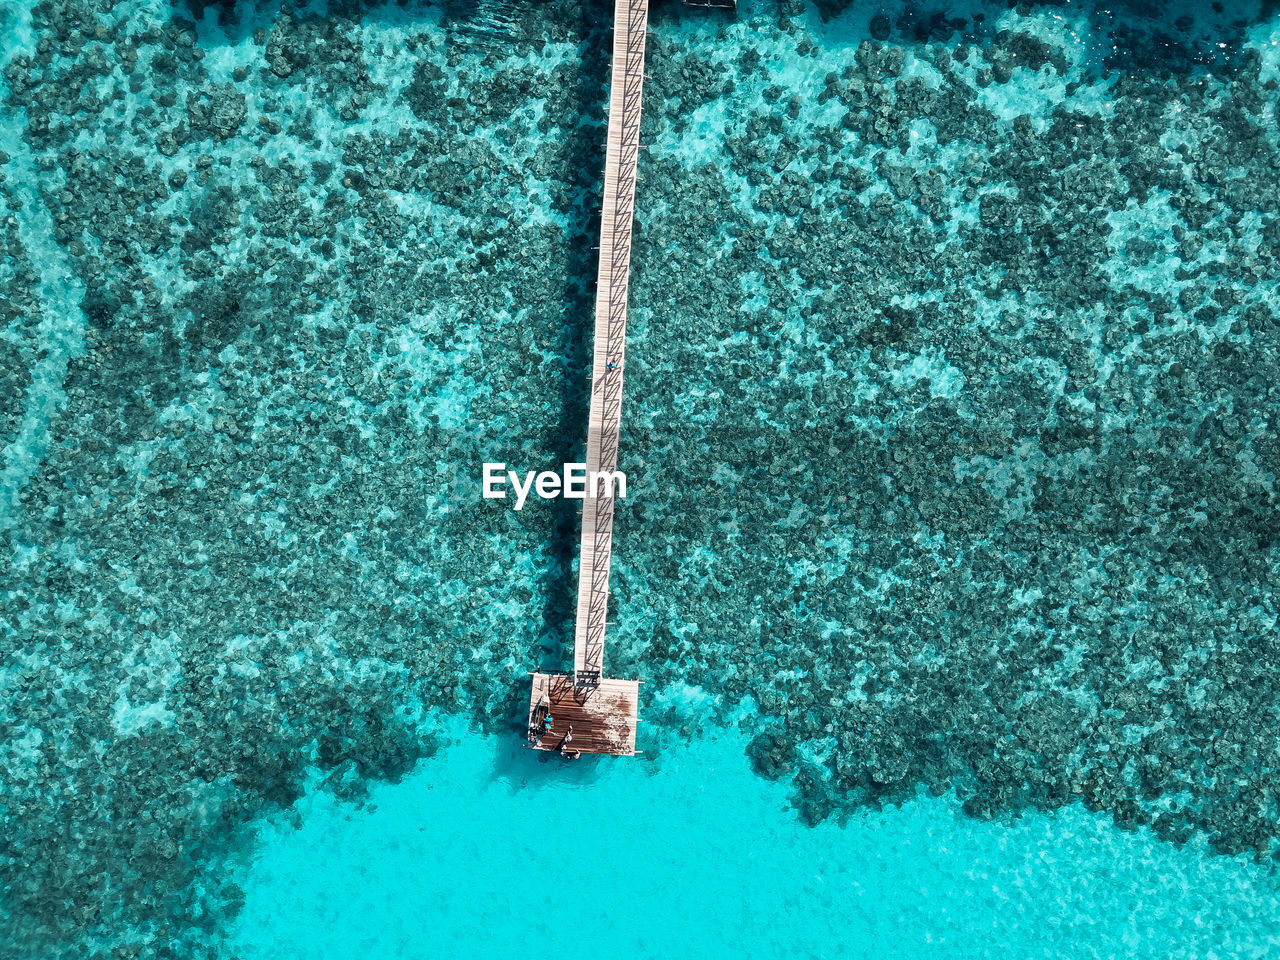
[534,0,610,674]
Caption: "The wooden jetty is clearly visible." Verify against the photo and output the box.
[526,0,650,757]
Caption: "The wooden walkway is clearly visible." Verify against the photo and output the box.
[527,0,650,757]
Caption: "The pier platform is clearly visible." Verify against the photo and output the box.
[527,672,640,757]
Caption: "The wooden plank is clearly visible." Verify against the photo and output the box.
[573,0,650,679]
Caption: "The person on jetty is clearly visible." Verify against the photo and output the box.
[560,725,580,760]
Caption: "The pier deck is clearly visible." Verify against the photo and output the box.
[573,0,649,683]
[527,673,640,756]
[526,0,649,756]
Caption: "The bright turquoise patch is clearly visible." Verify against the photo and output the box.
[230,722,1280,960]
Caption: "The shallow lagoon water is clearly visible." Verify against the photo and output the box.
[231,716,1280,960]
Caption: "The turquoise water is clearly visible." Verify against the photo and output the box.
[231,716,1280,960]
[4,0,1280,955]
